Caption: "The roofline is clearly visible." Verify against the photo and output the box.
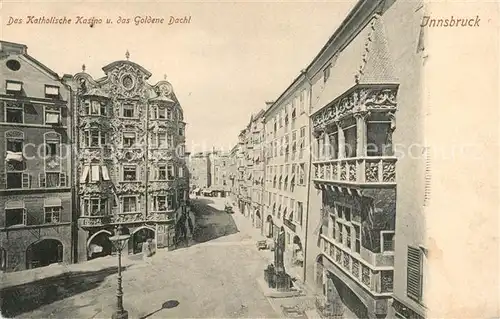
[102,60,153,79]
[263,71,306,118]
[304,0,385,75]
[263,0,384,119]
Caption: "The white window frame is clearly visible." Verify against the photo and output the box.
[44,206,61,224]
[121,196,138,214]
[122,164,138,182]
[83,129,106,148]
[6,80,23,94]
[153,195,168,212]
[45,85,60,97]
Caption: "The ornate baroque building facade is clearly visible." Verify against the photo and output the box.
[0,41,73,272]
[69,56,188,261]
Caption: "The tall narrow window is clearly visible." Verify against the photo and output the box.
[167,164,175,180]
[158,164,167,180]
[367,114,393,156]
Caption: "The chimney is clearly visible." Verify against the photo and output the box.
[265,101,274,109]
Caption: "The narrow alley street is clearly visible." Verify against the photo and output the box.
[1,197,280,319]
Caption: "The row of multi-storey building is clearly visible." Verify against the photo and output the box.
[0,41,189,272]
[187,149,230,197]
[229,0,426,318]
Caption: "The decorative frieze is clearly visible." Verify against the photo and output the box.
[312,86,398,130]
[114,213,144,223]
[115,182,146,194]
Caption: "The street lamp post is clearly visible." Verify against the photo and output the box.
[109,225,131,319]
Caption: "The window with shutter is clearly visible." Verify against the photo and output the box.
[22,172,30,188]
[59,173,67,187]
[39,173,46,188]
[407,246,423,301]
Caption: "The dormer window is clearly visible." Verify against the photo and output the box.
[45,85,59,98]
[323,63,332,83]
[6,80,22,95]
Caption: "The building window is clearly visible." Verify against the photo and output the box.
[157,106,166,119]
[84,130,106,147]
[296,201,303,225]
[122,196,137,213]
[344,124,357,158]
[153,195,167,212]
[123,132,136,148]
[83,198,107,216]
[158,132,167,148]
[123,165,137,181]
[298,163,305,185]
[6,80,23,95]
[179,126,184,136]
[323,63,331,83]
[407,246,423,301]
[167,109,173,120]
[157,164,167,180]
[179,167,184,178]
[5,201,26,227]
[5,208,25,227]
[44,207,61,223]
[45,85,59,98]
[122,104,135,118]
[367,115,393,156]
[345,226,351,249]
[45,141,58,157]
[167,164,175,180]
[40,172,65,188]
[382,232,395,252]
[337,222,343,244]
[353,224,361,253]
[5,102,23,123]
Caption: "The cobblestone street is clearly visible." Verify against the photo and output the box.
[1,197,280,318]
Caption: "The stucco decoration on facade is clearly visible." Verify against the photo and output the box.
[312,86,398,131]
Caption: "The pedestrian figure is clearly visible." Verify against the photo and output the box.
[142,238,154,265]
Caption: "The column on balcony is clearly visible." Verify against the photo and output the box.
[337,123,345,159]
[355,112,367,182]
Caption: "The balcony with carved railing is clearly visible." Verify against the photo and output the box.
[313,156,396,187]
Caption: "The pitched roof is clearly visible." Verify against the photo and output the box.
[312,16,398,110]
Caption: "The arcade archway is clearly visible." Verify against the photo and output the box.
[132,227,155,254]
[87,230,112,260]
[26,239,63,269]
[292,235,304,267]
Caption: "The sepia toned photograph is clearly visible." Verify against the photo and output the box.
[1,0,497,318]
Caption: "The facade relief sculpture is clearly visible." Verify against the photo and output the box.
[312,86,398,131]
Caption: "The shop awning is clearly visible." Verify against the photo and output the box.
[5,200,25,209]
[44,197,62,207]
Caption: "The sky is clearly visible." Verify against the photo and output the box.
[1,1,356,152]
